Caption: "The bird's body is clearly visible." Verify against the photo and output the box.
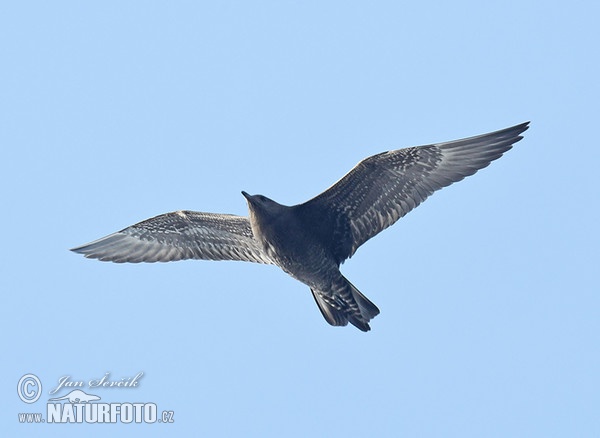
[72,122,529,331]
[242,193,379,330]
[244,195,331,285]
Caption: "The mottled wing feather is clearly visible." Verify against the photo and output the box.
[71,210,273,264]
[302,122,529,262]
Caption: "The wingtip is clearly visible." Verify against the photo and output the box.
[514,121,530,134]
[70,239,101,256]
[511,121,530,142]
[70,245,84,254]
[68,233,124,260]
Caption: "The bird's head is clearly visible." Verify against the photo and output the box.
[242,191,279,211]
[241,191,287,225]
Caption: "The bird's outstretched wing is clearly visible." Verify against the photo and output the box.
[71,210,273,264]
[300,122,529,263]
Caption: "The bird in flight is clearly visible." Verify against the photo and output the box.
[72,122,529,331]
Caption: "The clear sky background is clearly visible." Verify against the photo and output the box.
[2,1,599,437]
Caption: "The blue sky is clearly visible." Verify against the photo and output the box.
[2,1,599,436]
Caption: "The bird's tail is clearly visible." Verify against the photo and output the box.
[311,276,380,332]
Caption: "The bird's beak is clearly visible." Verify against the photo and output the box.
[241,191,251,201]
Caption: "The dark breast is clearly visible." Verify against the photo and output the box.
[256,207,340,282]
[292,203,353,266]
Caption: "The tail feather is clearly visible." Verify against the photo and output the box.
[310,276,380,332]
